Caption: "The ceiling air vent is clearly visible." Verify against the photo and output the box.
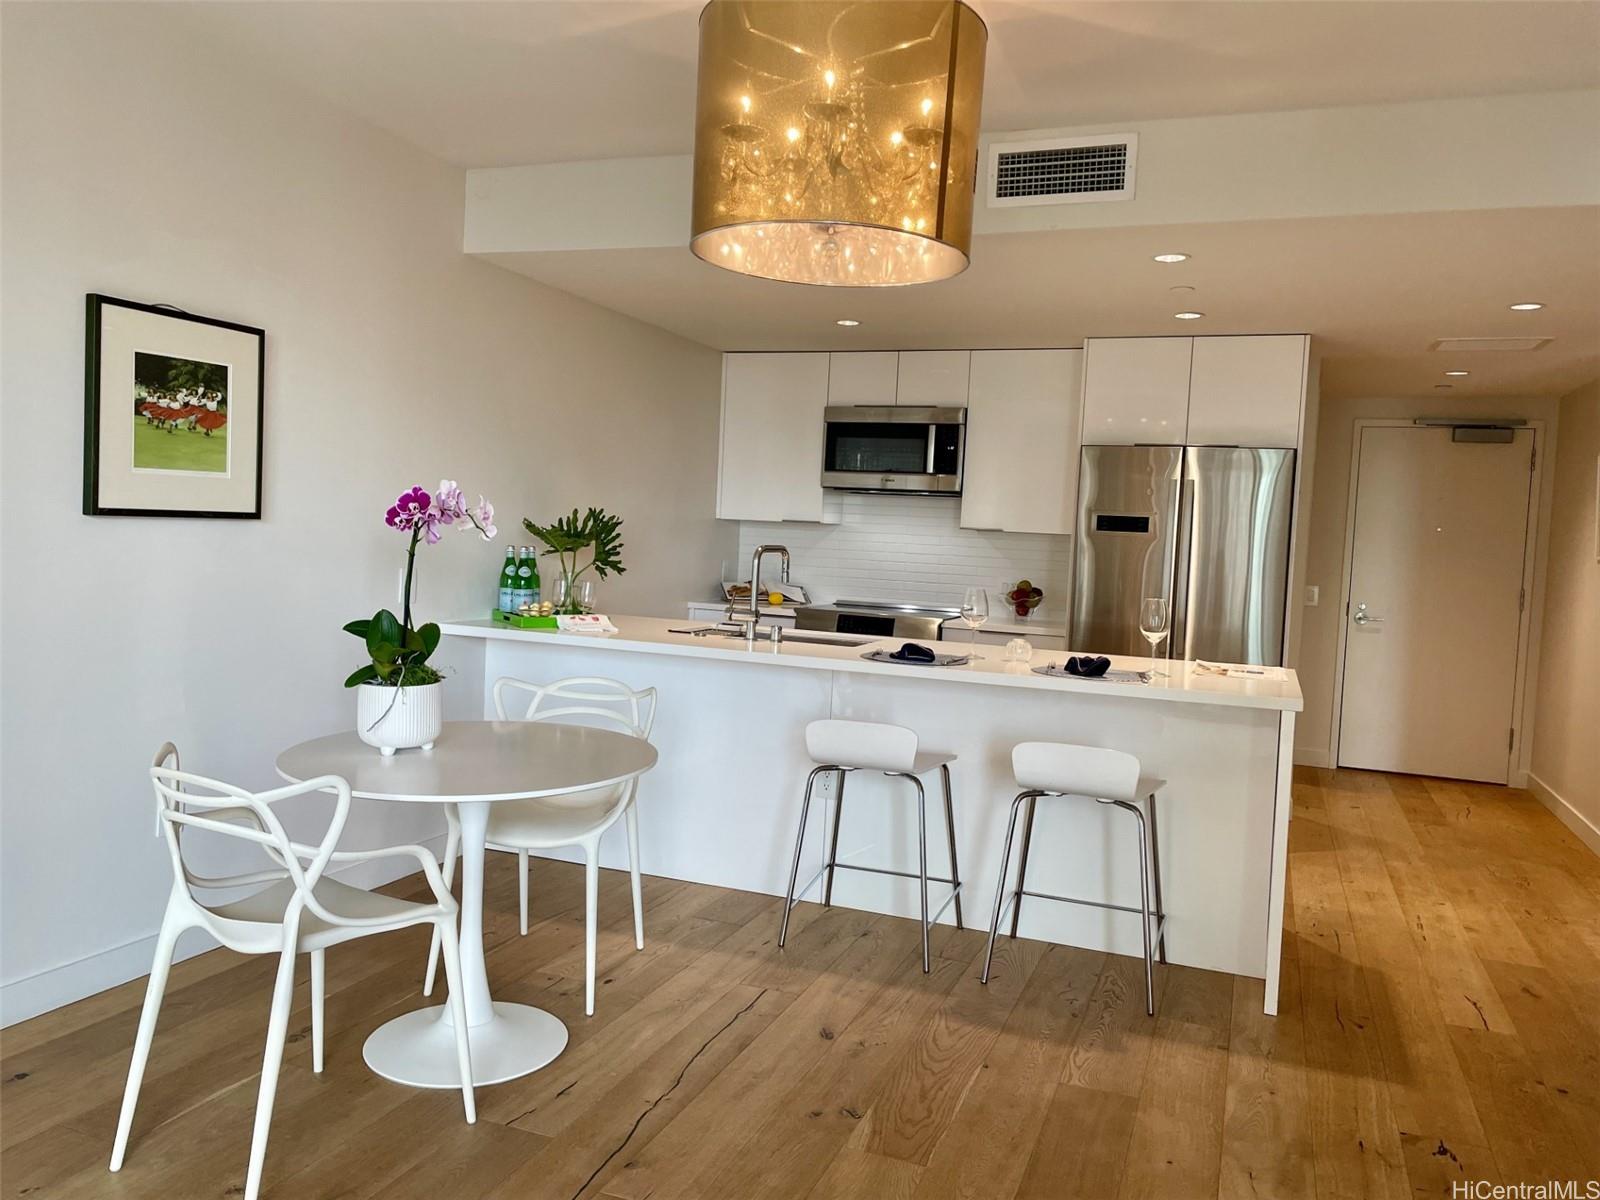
[1429,337,1554,353]
[987,133,1137,208]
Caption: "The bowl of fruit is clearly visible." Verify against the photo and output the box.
[1006,579,1044,619]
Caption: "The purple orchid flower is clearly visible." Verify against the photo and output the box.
[434,479,466,526]
[385,485,432,531]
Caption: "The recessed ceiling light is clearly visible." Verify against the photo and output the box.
[1508,302,1544,311]
[835,319,861,327]
[1152,253,1189,263]
[1444,370,1470,377]
[1173,311,1204,320]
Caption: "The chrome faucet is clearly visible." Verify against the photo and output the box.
[746,544,791,644]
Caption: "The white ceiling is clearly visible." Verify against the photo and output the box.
[187,1,1600,167]
[174,1,1600,399]
[484,207,1600,400]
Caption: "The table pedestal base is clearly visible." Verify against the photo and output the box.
[362,1002,569,1088]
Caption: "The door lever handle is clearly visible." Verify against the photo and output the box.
[1352,603,1384,626]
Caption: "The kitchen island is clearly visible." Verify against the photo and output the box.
[439,615,1302,1014]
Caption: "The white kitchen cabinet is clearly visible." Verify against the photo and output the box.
[827,352,898,407]
[1186,335,1308,447]
[716,353,831,522]
[896,351,970,407]
[959,349,1083,535]
[1081,337,1192,444]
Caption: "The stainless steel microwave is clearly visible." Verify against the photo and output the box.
[820,406,965,495]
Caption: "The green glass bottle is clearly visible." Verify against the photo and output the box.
[498,546,517,613]
[526,545,542,606]
[516,547,535,611]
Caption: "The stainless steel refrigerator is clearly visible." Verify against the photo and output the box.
[1070,445,1296,665]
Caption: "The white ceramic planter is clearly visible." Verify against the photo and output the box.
[356,680,443,756]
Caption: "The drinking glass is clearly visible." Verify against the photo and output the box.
[549,574,571,614]
[1139,597,1170,676]
[960,586,990,646]
[573,578,596,614]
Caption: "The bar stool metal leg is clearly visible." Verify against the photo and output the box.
[1118,800,1157,1016]
[1146,790,1167,964]
[981,791,1030,984]
[779,767,828,949]
[822,769,846,907]
[1008,794,1037,939]
[910,774,931,973]
[939,764,965,930]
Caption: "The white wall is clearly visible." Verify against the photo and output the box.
[1529,380,1600,849]
[735,493,1073,626]
[0,3,734,1024]
[1294,393,1559,773]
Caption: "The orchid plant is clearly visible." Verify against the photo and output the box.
[344,481,496,688]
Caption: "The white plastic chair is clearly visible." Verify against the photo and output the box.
[110,744,475,1200]
[423,677,656,1017]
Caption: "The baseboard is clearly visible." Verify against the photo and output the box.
[1526,772,1600,858]
[1293,747,1333,769]
[0,833,446,1028]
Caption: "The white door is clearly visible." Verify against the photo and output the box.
[1337,425,1534,783]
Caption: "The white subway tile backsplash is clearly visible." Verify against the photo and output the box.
[734,493,1073,620]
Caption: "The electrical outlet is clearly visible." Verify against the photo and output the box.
[1304,585,1320,607]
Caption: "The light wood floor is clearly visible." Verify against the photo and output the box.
[5,768,1599,1199]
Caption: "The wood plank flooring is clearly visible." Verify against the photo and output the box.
[5,768,1599,1199]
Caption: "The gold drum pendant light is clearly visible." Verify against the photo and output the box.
[690,0,987,286]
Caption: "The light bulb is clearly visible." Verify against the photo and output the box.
[739,94,751,114]
[786,127,801,143]
[824,69,836,89]
[921,97,933,116]
[889,130,903,146]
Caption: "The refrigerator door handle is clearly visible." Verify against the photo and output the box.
[1170,468,1195,661]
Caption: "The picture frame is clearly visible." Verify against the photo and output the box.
[83,294,265,518]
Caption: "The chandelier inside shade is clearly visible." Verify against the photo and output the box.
[690,1,987,287]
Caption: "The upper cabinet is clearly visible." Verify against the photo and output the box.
[960,350,1083,536]
[717,353,831,522]
[1186,335,1308,447]
[827,352,897,407]
[896,351,970,407]
[1081,337,1192,444]
[1082,334,1308,448]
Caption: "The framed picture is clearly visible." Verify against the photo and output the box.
[83,294,265,517]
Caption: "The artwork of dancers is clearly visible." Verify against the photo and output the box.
[132,351,229,474]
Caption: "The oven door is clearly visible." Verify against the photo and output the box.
[821,406,965,494]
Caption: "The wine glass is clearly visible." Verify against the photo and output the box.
[573,578,596,614]
[1139,597,1170,677]
[960,586,990,646]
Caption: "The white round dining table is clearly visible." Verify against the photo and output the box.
[276,720,658,1088]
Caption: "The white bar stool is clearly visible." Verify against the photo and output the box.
[981,743,1167,1014]
[779,719,964,973]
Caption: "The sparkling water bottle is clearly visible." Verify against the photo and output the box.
[515,547,535,611]
[498,546,517,613]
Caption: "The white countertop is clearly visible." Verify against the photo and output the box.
[442,615,1302,713]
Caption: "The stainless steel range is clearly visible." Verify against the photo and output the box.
[793,600,955,641]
